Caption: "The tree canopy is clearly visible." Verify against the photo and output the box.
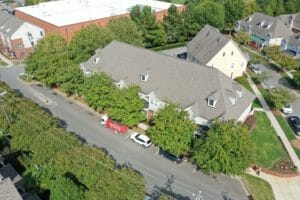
[148,104,196,156]
[193,120,254,175]
[107,17,143,47]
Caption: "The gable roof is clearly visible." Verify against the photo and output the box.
[284,33,300,47]
[238,12,294,39]
[187,24,230,64]
[0,11,24,36]
[81,41,255,121]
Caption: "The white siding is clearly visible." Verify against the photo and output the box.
[206,40,248,79]
[268,38,283,46]
[11,22,44,48]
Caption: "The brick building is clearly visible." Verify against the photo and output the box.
[0,11,44,60]
[15,0,184,42]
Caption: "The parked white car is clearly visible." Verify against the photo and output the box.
[100,114,109,125]
[282,105,293,114]
[130,133,152,148]
[250,64,262,74]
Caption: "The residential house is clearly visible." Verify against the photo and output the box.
[0,11,44,60]
[0,161,40,200]
[281,33,300,58]
[236,12,294,49]
[277,13,300,33]
[186,25,249,79]
[80,41,255,126]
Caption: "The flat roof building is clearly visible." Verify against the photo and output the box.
[15,0,184,41]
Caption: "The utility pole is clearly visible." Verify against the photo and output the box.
[0,91,11,126]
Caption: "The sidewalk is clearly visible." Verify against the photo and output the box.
[247,76,300,170]
[0,53,13,66]
[246,168,300,200]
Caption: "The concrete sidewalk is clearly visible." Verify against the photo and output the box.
[0,53,13,66]
[247,76,300,170]
[246,168,300,200]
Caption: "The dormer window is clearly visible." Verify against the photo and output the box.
[93,57,100,64]
[247,17,252,22]
[139,74,149,82]
[208,99,217,107]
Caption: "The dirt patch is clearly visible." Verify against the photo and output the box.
[272,159,297,174]
[291,139,300,149]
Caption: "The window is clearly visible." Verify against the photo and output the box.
[93,57,100,63]
[231,63,235,68]
[28,33,33,40]
[40,31,44,36]
[31,41,34,47]
[208,99,216,107]
[223,52,225,57]
[231,51,234,56]
[139,74,149,82]
[240,62,245,67]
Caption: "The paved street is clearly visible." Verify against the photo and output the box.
[0,66,248,200]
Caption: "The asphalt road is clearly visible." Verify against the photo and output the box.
[0,66,248,200]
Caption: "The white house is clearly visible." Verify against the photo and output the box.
[80,41,255,127]
[0,11,44,60]
[186,25,249,79]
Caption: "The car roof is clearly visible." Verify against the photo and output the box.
[137,134,150,142]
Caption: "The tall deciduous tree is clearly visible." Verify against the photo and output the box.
[196,1,225,29]
[80,73,116,111]
[193,120,254,175]
[69,25,114,64]
[107,17,143,46]
[148,104,196,156]
[130,6,167,47]
[224,0,245,31]
[50,176,86,200]
[108,85,146,127]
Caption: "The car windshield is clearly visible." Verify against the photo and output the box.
[295,119,300,128]
[147,140,151,144]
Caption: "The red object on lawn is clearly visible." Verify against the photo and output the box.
[105,119,128,134]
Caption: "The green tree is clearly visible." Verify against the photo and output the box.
[196,1,225,29]
[269,87,294,109]
[130,6,167,47]
[69,25,114,64]
[148,104,196,156]
[80,73,116,111]
[244,1,261,16]
[234,32,251,45]
[256,0,285,16]
[50,176,86,200]
[193,120,254,175]
[224,0,245,31]
[107,17,143,46]
[251,72,269,84]
[25,34,70,87]
[108,85,146,127]
[163,4,186,43]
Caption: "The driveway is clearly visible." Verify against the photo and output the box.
[0,66,248,200]
[258,64,300,117]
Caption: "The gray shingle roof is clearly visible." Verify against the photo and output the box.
[81,41,255,121]
[187,24,230,64]
[284,33,300,48]
[238,12,294,39]
[0,11,24,36]
[0,178,22,200]
[293,14,300,30]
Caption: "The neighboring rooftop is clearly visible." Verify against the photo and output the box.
[81,41,255,121]
[187,24,230,64]
[0,10,24,36]
[284,33,300,47]
[15,0,182,27]
[0,178,22,200]
[238,12,294,39]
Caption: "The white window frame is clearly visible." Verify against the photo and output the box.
[208,99,216,107]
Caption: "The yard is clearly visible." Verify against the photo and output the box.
[276,115,300,158]
[250,112,290,169]
[242,174,275,200]
[0,59,7,66]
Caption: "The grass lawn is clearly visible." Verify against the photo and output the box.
[250,112,290,168]
[276,115,300,158]
[0,59,7,66]
[171,0,186,3]
[242,174,275,200]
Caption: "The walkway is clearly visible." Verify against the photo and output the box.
[246,168,300,200]
[247,76,300,170]
[0,53,13,66]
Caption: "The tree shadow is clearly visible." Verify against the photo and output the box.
[64,172,88,190]
[149,174,190,200]
[3,150,27,174]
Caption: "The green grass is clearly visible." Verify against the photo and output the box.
[253,98,263,108]
[242,174,275,200]
[250,112,290,168]
[0,59,7,66]
[275,115,300,158]
[171,0,186,3]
